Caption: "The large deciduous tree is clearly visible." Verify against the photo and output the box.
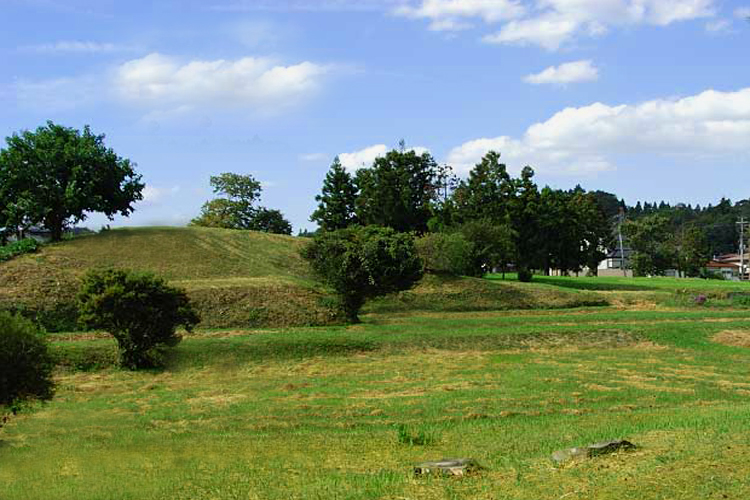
[191,172,292,234]
[674,224,709,277]
[191,173,262,229]
[623,215,676,276]
[0,122,144,241]
[310,157,358,231]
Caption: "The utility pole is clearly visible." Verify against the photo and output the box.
[738,217,748,281]
[618,208,627,277]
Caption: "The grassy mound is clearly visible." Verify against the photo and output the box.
[0,227,340,331]
[365,272,607,314]
[1,227,616,331]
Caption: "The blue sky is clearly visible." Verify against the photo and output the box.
[2,0,750,232]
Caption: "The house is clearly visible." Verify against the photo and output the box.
[710,253,749,280]
[705,260,741,281]
[597,247,633,277]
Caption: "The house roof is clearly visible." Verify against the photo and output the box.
[605,247,632,259]
[706,261,740,269]
[715,253,750,263]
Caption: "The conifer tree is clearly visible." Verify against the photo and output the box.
[310,157,358,231]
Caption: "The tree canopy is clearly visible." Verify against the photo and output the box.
[354,148,438,233]
[0,121,144,241]
[191,172,292,234]
[310,157,358,231]
[302,226,423,322]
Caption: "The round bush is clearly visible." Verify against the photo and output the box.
[77,269,200,370]
[416,232,474,276]
[0,311,55,407]
[517,268,533,282]
[302,226,423,323]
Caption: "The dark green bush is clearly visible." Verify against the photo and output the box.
[415,232,474,276]
[77,269,200,370]
[302,226,423,323]
[0,312,55,408]
[0,238,39,262]
[517,268,533,282]
[459,219,516,277]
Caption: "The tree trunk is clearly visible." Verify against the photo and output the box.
[46,213,65,241]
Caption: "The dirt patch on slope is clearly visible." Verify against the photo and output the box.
[713,330,750,348]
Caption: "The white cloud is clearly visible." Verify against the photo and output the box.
[483,12,579,50]
[398,0,716,49]
[15,52,334,116]
[140,185,181,206]
[18,40,130,54]
[447,87,750,176]
[395,0,525,31]
[114,53,330,114]
[524,60,598,85]
[735,7,750,19]
[339,144,430,170]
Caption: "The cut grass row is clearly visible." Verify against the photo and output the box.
[3,307,750,499]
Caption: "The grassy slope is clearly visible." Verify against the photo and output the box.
[0,227,339,329]
[3,307,750,499]
[0,227,612,330]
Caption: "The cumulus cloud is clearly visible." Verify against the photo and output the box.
[447,87,750,175]
[114,53,330,114]
[397,0,716,49]
[524,60,599,85]
[735,7,750,19]
[339,144,430,170]
[395,0,525,30]
[14,52,333,116]
[139,185,181,206]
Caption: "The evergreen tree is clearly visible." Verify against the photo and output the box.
[354,148,438,233]
[509,166,542,281]
[310,157,358,231]
[452,151,513,223]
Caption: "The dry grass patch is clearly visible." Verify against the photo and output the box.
[713,329,750,348]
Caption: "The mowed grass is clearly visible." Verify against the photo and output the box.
[3,307,750,499]
[490,273,750,295]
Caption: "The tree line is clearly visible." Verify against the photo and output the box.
[310,147,613,281]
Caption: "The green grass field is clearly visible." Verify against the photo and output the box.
[5,232,750,498]
[3,304,750,499]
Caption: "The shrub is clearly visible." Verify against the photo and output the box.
[415,232,474,276]
[0,311,55,409]
[0,238,39,262]
[302,226,423,323]
[459,219,516,277]
[517,268,533,283]
[77,269,200,370]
